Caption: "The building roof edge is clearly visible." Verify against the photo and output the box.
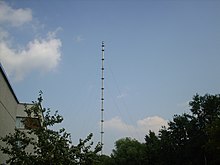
[0,63,19,103]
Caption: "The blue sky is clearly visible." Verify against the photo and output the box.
[0,0,220,155]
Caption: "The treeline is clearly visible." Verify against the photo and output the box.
[99,94,220,165]
[1,93,220,164]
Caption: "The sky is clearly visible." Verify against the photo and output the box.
[0,0,220,155]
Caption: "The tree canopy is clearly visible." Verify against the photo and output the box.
[0,92,101,165]
[1,93,220,164]
[111,137,145,165]
[143,94,220,165]
[108,94,220,165]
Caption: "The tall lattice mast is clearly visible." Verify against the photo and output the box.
[100,41,105,154]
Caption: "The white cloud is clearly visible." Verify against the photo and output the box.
[0,33,62,81]
[0,2,62,81]
[105,116,168,142]
[0,1,32,26]
[137,116,168,133]
[105,116,135,133]
[0,28,8,40]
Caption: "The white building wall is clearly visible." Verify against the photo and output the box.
[0,67,18,164]
[16,103,39,155]
[0,64,44,164]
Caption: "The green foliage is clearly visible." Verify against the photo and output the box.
[111,137,145,165]
[95,154,114,165]
[94,93,220,165]
[144,131,161,165]
[0,92,101,165]
[144,93,220,165]
[2,91,220,164]
[0,129,36,164]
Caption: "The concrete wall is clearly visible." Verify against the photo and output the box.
[16,103,39,155]
[0,67,18,164]
[0,65,43,164]
[16,103,29,117]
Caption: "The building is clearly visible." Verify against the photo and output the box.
[0,63,42,164]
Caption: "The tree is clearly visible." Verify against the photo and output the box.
[189,94,220,164]
[205,117,220,164]
[144,131,161,165]
[143,93,220,165]
[0,92,101,165]
[95,154,114,165]
[111,137,145,165]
